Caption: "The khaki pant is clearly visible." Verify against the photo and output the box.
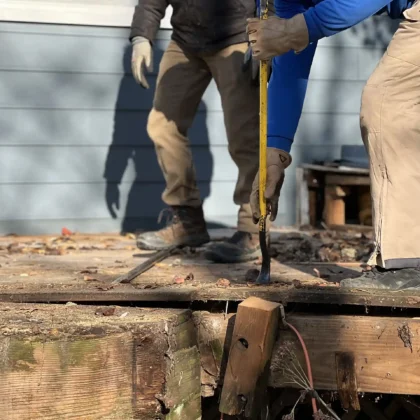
[147,41,259,233]
[362,1,420,268]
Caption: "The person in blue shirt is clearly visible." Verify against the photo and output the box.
[248,0,420,290]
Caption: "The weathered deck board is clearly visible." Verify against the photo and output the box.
[2,234,420,308]
[195,312,420,396]
[0,303,200,420]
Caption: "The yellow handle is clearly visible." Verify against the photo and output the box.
[259,3,269,223]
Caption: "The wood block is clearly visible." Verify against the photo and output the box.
[219,297,280,417]
[0,303,201,420]
[324,185,346,225]
[197,312,420,396]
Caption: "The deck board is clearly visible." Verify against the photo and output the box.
[1,233,420,308]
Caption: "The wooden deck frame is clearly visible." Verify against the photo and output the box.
[196,312,420,397]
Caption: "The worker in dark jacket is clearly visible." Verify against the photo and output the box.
[130,0,265,263]
[248,0,420,289]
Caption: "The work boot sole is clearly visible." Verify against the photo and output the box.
[137,233,211,251]
[204,247,261,264]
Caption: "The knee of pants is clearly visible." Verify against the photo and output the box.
[146,108,175,146]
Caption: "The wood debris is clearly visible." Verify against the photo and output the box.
[270,230,374,264]
[216,278,230,288]
[95,306,116,317]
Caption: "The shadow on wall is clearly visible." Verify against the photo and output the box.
[350,15,399,50]
[103,44,215,233]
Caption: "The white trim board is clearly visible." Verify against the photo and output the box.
[0,1,173,29]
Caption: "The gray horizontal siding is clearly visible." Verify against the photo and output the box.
[0,17,397,234]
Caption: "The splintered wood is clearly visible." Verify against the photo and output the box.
[219,297,280,417]
[0,303,201,420]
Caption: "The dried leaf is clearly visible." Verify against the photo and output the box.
[80,269,98,275]
[173,275,185,284]
[83,275,98,282]
[292,279,303,289]
[125,233,136,240]
[313,268,321,278]
[65,302,77,306]
[216,278,230,288]
[95,306,116,316]
[61,227,73,236]
[20,273,29,277]
[120,312,129,318]
[96,285,114,291]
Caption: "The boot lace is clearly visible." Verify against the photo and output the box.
[157,207,180,227]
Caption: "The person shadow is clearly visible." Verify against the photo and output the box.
[104,44,214,234]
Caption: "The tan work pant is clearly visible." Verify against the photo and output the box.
[361,1,420,268]
[147,41,259,233]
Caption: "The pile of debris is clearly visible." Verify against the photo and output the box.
[0,232,137,257]
[270,229,374,263]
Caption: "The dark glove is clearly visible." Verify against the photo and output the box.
[250,148,292,223]
[247,14,309,61]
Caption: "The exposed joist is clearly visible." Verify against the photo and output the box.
[195,312,420,396]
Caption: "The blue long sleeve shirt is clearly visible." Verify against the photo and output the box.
[268,0,414,153]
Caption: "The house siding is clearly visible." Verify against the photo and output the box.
[0,18,398,234]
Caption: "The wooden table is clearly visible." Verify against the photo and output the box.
[296,163,371,227]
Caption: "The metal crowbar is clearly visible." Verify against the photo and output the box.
[256,0,270,285]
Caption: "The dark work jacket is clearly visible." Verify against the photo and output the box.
[129,0,258,53]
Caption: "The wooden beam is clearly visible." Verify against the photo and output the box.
[0,303,201,419]
[219,297,280,417]
[196,312,420,396]
[325,174,370,186]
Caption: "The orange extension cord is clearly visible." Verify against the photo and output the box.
[285,321,318,415]
[220,321,317,419]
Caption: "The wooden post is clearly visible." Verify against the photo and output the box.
[324,185,347,225]
[219,297,280,418]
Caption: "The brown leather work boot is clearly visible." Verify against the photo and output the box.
[204,231,262,263]
[136,206,210,250]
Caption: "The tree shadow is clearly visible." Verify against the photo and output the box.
[104,44,217,233]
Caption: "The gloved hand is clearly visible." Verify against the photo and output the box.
[131,36,153,89]
[242,45,272,85]
[247,14,309,60]
[250,148,292,223]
